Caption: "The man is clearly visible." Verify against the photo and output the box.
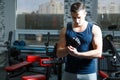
[57,2,102,80]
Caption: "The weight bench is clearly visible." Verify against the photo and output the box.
[5,61,32,72]
[22,74,46,80]
[4,61,33,78]
[22,56,54,80]
[5,55,60,80]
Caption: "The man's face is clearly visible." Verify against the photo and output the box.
[71,10,86,26]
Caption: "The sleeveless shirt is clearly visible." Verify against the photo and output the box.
[65,22,97,74]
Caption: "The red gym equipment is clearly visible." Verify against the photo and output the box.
[22,74,46,80]
[22,56,54,80]
[5,55,63,80]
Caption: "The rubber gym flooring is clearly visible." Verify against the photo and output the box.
[9,72,58,80]
[0,67,59,80]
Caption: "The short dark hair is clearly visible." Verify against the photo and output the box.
[70,2,85,13]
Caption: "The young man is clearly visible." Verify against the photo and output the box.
[57,2,103,80]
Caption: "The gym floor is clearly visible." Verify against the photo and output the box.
[0,69,58,80]
[2,65,62,80]
[9,72,58,80]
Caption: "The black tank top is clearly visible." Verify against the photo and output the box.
[65,22,97,74]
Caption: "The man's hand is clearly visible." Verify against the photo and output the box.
[67,46,79,57]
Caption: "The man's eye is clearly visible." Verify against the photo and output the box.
[72,17,81,19]
[72,17,76,19]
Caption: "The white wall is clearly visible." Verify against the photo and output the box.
[0,0,16,47]
[0,1,16,79]
[0,0,16,69]
[4,0,16,42]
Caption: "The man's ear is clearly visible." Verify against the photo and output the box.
[71,12,74,16]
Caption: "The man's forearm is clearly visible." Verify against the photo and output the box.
[57,47,68,58]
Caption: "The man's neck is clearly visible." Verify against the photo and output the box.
[72,21,88,32]
[73,21,87,28]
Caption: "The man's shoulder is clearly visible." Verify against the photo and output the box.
[60,27,66,33]
[67,22,72,26]
[92,24,102,34]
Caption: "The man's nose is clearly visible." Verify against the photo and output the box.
[76,18,79,23]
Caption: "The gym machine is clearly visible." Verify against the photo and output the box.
[5,32,64,80]
[98,35,120,80]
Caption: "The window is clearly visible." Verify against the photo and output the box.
[16,0,64,46]
[98,0,120,48]
[16,0,120,47]
[97,0,120,31]
[16,0,64,30]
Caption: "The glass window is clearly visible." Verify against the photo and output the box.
[16,0,120,47]
[97,0,120,31]
[97,0,120,48]
[16,0,64,30]
[16,0,64,46]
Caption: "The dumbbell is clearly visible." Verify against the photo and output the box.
[13,40,26,46]
[68,37,81,48]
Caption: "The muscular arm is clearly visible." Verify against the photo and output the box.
[56,27,69,58]
[68,25,103,59]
